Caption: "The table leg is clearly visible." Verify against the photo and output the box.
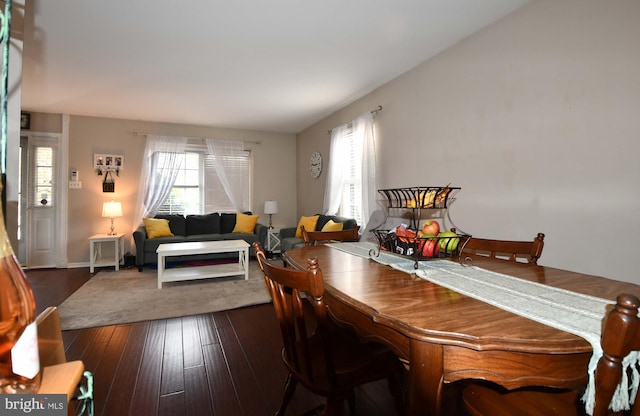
[89,241,95,274]
[407,340,444,416]
[243,248,249,280]
[158,254,164,289]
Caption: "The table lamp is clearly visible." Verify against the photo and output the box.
[264,200,278,229]
[102,200,123,235]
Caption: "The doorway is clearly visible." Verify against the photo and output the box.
[19,133,60,268]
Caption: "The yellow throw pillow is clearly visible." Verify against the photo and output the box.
[321,220,344,232]
[233,213,259,234]
[143,218,174,239]
[295,215,319,238]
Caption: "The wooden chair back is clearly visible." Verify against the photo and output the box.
[461,232,545,264]
[254,242,336,384]
[592,293,640,416]
[36,306,67,367]
[301,225,360,246]
[463,293,640,416]
[253,242,404,415]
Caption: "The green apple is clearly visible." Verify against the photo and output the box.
[438,231,460,252]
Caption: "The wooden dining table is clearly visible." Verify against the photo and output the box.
[283,244,640,415]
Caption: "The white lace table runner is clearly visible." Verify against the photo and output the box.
[325,242,638,415]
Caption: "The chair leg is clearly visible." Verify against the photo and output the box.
[276,373,297,416]
[323,397,344,416]
[388,370,406,416]
[347,390,355,414]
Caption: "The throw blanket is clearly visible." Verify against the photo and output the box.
[326,242,639,415]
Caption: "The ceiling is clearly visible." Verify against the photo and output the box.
[20,0,529,134]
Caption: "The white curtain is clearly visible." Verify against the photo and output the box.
[354,112,377,231]
[132,135,187,231]
[205,138,246,211]
[323,111,377,231]
[323,123,350,215]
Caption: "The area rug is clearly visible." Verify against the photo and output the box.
[58,260,271,331]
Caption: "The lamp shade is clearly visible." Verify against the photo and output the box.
[102,200,123,218]
[264,200,278,215]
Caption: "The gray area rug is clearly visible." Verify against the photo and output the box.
[58,260,271,330]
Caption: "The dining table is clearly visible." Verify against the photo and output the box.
[283,243,640,415]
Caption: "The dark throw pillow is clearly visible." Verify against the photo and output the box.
[186,213,221,235]
[220,213,237,234]
[220,212,253,234]
[154,214,186,236]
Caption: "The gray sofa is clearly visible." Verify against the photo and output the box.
[133,212,267,271]
[279,214,359,252]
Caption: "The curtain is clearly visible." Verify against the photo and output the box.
[323,123,350,215]
[323,111,377,231]
[205,138,246,212]
[132,135,187,232]
[353,112,377,231]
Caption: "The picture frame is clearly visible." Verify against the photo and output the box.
[94,154,107,169]
[20,112,31,130]
[94,153,124,172]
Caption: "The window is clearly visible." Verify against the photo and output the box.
[324,112,376,231]
[157,152,201,215]
[339,129,363,225]
[202,151,251,213]
[33,146,55,207]
[156,147,252,215]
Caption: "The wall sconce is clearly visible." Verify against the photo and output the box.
[102,200,123,235]
[264,200,278,229]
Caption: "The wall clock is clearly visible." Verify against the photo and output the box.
[309,151,322,178]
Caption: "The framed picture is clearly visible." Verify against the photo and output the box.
[94,153,124,172]
[20,112,31,130]
[94,154,106,169]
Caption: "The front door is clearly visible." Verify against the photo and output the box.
[19,134,58,268]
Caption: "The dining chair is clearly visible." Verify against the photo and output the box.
[36,306,95,416]
[252,242,405,416]
[301,226,360,246]
[460,232,545,264]
[462,293,640,416]
[36,306,67,368]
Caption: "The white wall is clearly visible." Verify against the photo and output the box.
[297,0,640,284]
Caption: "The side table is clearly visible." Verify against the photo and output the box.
[266,228,281,257]
[89,233,125,273]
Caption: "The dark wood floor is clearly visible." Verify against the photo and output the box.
[26,265,468,416]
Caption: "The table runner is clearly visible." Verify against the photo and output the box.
[326,242,639,414]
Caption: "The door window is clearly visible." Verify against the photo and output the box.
[32,146,55,206]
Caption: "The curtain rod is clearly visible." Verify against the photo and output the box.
[130,131,262,145]
[326,105,382,135]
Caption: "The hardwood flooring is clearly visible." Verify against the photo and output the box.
[25,266,468,416]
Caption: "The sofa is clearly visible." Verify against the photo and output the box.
[133,212,267,271]
[279,214,359,253]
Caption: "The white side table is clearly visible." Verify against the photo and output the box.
[267,228,281,255]
[89,233,125,273]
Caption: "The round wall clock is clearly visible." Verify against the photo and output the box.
[309,151,322,178]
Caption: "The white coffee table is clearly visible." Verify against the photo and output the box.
[156,240,250,289]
